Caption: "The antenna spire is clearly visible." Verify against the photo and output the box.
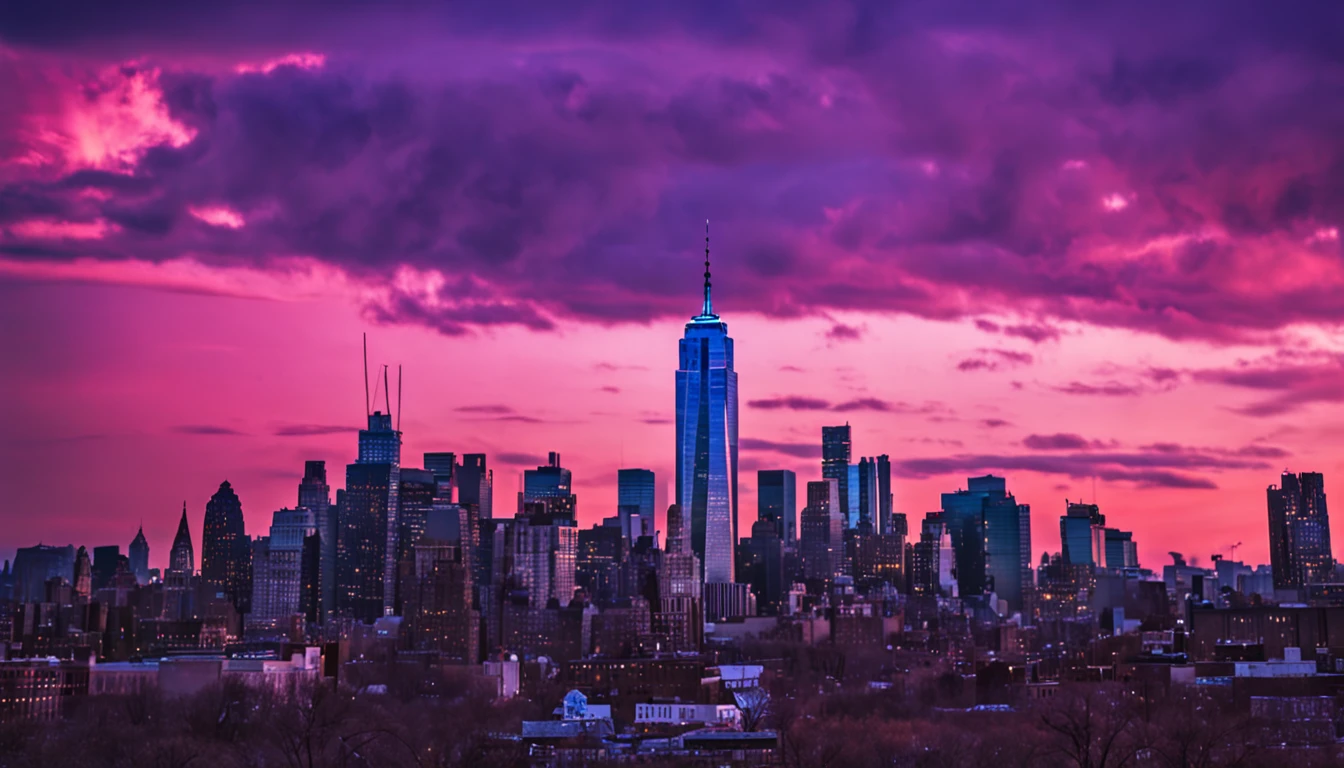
[362,333,370,417]
[700,219,715,318]
[383,364,392,417]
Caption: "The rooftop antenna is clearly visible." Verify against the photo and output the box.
[700,219,713,317]
[362,333,371,417]
[383,364,392,417]
[397,364,403,432]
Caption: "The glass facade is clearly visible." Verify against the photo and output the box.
[940,475,1032,614]
[618,468,657,541]
[676,293,738,584]
[756,469,797,542]
[821,425,851,524]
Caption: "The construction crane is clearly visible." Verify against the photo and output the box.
[1226,541,1242,562]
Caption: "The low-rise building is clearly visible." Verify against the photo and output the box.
[636,701,740,728]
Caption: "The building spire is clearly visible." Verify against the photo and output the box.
[700,219,715,318]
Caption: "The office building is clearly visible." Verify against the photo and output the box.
[201,481,251,614]
[128,527,149,585]
[249,508,317,631]
[737,519,785,615]
[876,455,894,534]
[909,519,957,598]
[512,502,579,608]
[92,546,120,592]
[72,547,91,600]
[10,545,75,603]
[800,479,842,583]
[821,425,851,528]
[676,230,739,584]
[618,468,657,542]
[756,470,797,542]
[1268,471,1334,589]
[396,468,437,611]
[577,525,625,606]
[1103,529,1139,571]
[423,452,456,501]
[940,476,1032,613]
[1060,502,1105,567]
[336,410,402,622]
[457,453,493,521]
[296,461,332,619]
[523,453,577,519]
[403,505,479,663]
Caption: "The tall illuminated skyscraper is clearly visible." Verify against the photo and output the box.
[337,410,401,622]
[821,425,851,524]
[676,224,738,584]
[1268,471,1334,589]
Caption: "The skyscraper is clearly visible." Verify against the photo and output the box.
[92,545,120,592]
[855,457,879,531]
[396,468,437,613]
[737,518,785,615]
[676,227,738,584]
[169,502,194,576]
[1060,502,1104,567]
[128,527,149,585]
[423,453,457,500]
[403,505,478,663]
[523,452,577,519]
[457,453,492,520]
[875,455,893,534]
[297,461,333,622]
[821,425,851,526]
[511,502,578,608]
[201,481,251,614]
[756,469,797,542]
[249,508,317,631]
[941,476,1033,614]
[617,468,657,542]
[1268,471,1334,589]
[72,546,92,600]
[800,479,842,583]
[337,410,402,622]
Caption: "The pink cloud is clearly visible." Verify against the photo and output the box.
[188,205,245,229]
[9,219,114,239]
[234,52,326,75]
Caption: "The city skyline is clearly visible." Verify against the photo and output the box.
[5,2,1344,572]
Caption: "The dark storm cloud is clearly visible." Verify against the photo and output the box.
[3,1,1344,342]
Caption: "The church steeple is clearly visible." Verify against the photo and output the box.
[170,501,195,575]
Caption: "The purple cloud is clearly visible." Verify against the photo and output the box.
[739,437,821,459]
[496,452,541,467]
[1,2,1343,344]
[1003,323,1061,344]
[174,424,245,436]
[1054,381,1142,397]
[824,323,864,342]
[749,396,831,411]
[957,348,1034,372]
[1023,433,1100,451]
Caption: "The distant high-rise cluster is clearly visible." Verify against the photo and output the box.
[6,227,1321,705]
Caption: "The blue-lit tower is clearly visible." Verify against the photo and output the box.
[676,223,739,584]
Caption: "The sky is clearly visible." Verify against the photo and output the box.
[3,1,1344,571]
